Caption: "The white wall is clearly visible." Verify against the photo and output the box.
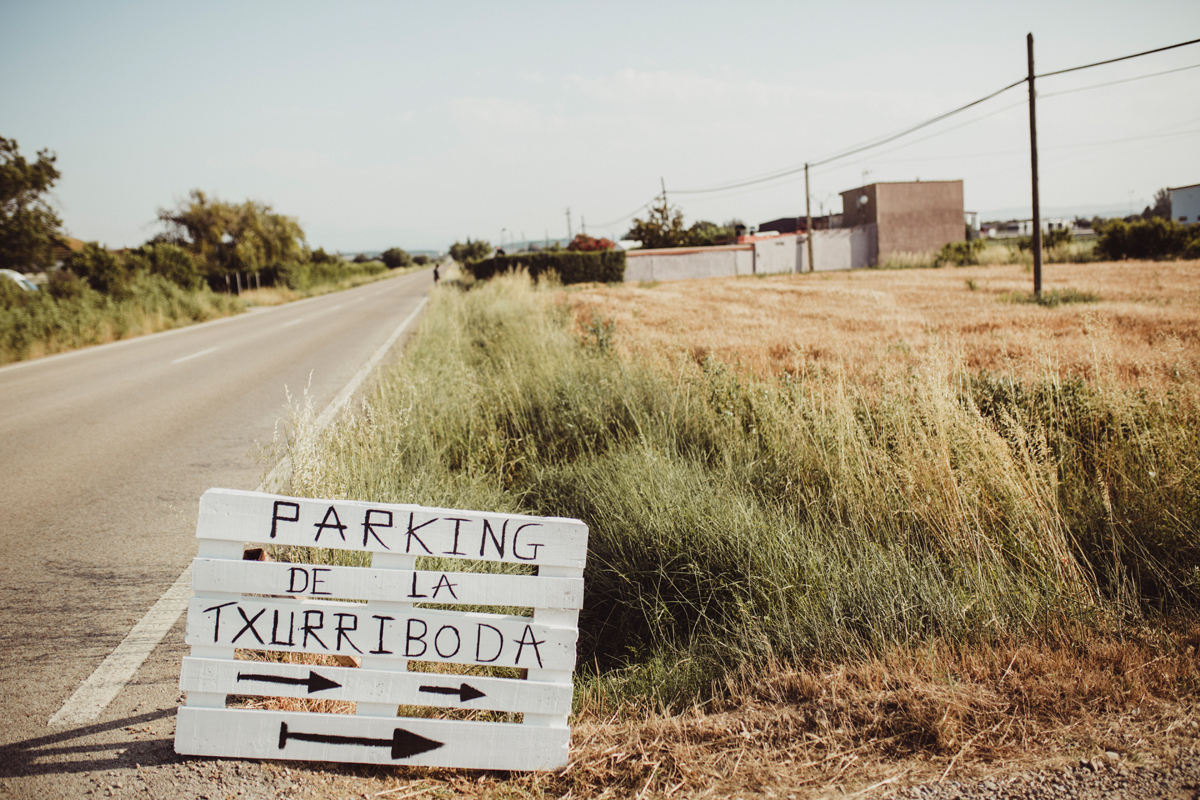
[1172,185,1200,224]
[753,235,798,274]
[797,224,877,272]
[625,245,753,282]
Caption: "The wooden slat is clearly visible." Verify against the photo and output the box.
[184,596,578,672]
[191,558,584,609]
[175,707,569,770]
[181,657,572,715]
[197,489,588,568]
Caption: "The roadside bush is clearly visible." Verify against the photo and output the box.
[124,243,204,291]
[66,242,129,297]
[0,272,241,363]
[934,239,985,267]
[1095,217,1200,260]
[467,250,625,284]
[381,247,413,269]
[413,255,430,266]
[270,258,387,292]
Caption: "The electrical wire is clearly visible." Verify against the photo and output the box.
[1040,62,1200,97]
[1035,36,1200,79]
[590,196,659,229]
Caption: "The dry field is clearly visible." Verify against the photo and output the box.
[565,260,1200,390]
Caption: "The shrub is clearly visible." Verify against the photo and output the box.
[449,239,492,264]
[412,254,430,266]
[466,250,625,284]
[381,247,412,269]
[567,234,616,252]
[124,243,204,291]
[66,243,129,297]
[1095,217,1200,260]
[934,239,985,267]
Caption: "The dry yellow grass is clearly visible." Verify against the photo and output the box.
[565,260,1200,390]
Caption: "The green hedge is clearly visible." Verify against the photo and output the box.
[1095,217,1200,261]
[466,250,625,284]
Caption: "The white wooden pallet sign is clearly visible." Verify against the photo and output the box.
[174,488,588,771]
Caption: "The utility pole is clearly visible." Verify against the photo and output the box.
[805,163,814,273]
[660,176,667,208]
[566,208,573,240]
[1027,32,1043,297]
[581,215,587,235]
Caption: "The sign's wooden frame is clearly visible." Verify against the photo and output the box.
[174,489,587,771]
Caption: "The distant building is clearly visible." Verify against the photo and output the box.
[985,218,1073,238]
[757,214,839,234]
[840,180,964,263]
[53,236,86,267]
[1171,183,1200,224]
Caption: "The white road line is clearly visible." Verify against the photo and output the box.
[281,318,303,327]
[171,346,218,365]
[46,293,430,727]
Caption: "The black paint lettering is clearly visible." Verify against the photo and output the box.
[405,619,428,657]
[286,567,309,594]
[407,572,428,599]
[443,518,470,556]
[270,501,300,539]
[370,615,394,654]
[475,623,503,663]
[431,574,458,600]
[362,509,393,549]
[334,613,363,653]
[311,568,331,595]
[302,610,327,649]
[513,624,546,668]
[313,506,347,542]
[203,601,237,643]
[479,519,505,559]
[232,606,266,645]
[512,523,545,561]
[404,514,436,554]
[434,625,461,658]
[270,610,296,646]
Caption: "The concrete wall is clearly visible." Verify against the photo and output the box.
[1172,184,1200,224]
[797,225,877,272]
[753,235,798,274]
[624,244,754,282]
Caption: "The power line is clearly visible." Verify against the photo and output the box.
[590,196,658,230]
[673,35,1200,196]
[1035,36,1200,78]
[1040,62,1200,97]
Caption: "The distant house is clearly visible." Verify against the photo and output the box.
[839,180,964,263]
[1171,183,1200,224]
[53,236,87,267]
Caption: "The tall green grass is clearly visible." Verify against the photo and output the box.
[0,273,243,364]
[280,274,1200,708]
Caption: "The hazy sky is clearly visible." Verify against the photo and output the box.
[3,1,1199,252]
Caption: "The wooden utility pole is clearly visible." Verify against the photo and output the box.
[1027,33,1043,296]
[566,207,572,240]
[805,163,814,273]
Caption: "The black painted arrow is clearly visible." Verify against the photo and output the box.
[418,682,486,703]
[278,722,444,760]
[236,670,341,694]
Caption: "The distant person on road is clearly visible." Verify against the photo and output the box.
[433,263,440,285]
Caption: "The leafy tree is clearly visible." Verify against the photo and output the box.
[449,239,492,263]
[1142,188,1171,221]
[309,247,340,265]
[157,190,306,277]
[624,197,692,249]
[686,220,740,246]
[0,136,63,271]
[381,247,412,269]
[412,254,430,266]
[567,233,616,252]
[124,243,203,290]
[66,243,128,296]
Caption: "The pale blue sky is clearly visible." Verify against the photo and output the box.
[2,1,1198,252]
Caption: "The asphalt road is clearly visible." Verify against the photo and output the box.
[0,268,432,798]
